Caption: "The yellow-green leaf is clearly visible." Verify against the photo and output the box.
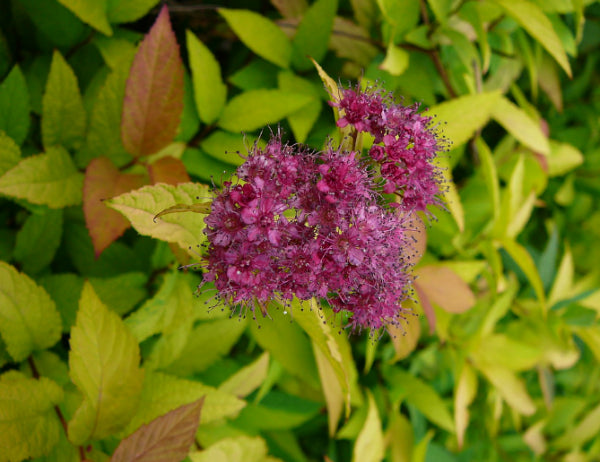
[219,8,292,68]
[219,352,270,398]
[0,131,21,177]
[491,97,550,155]
[0,262,62,362]
[0,371,63,462]
[475,361,536,415]
[500,239,546,308]
[352,391,384,462]
[0,146,83,208]
[106,182,209,255]
[68,282,144,445]
[42,50,86,151]
[107,0,160,23]
[0,65,30,146]
[57,0,112,35]
[314,342,344,436]
[454,362,477,449]
[492,0,571,77]
[123,371,245,435]
[218,89,313,132]
[426,91,501,147]
[187,30,227,124]
[189,436,268,462]
[547,140,583,176]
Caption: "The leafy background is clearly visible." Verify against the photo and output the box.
[1,0,600,461]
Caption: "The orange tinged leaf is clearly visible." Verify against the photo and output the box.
[83,157,147,257]
[148,156,190,185]
[110,397,205,462]
[121,6,184,158]
[416,266,476,314]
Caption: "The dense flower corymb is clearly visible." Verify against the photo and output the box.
[201,84,444,332]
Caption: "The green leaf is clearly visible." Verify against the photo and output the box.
[57,0,112,35]
[38,273,84,332]
[291,0,337,70]
[491,97,550,155]
[13,208,63,275]
[293,301,351,415]
[165,318,248,376]
[0,371,63,462]
[200,131,265,166]
[493,0,571,76]
[89,272,147,316]
[125,271,193,342]
[111,398,204,462]
[277,72,322,143]
[314,344,344,436]
[476,138,500,222]
[218,8,292,68]
[93,35,138,70]
[121,6,184,157]
[187,30,227,124]
[385,368,455,433]
[475,361,536,416]
[426,91,501,147]
[249,307,320,389]
[219,352,270,398]
[106,182,209,254]
[78,48,135,168]
[352,391,384,462]
[189,436,268,462]
[379,43,410,76]
[0,262,62,362]
[0,131,21,178]
[123,371,245,435]
[42,50,86,151]
[500,239,546,308]
[218,89,313,132]
[107,0,160,23]
[547,140,583,176]
[0,146,83,208]
[377,0,420,34]
[0,65,30,145]
[68,282,145,445]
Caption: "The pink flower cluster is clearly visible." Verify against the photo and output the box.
[202,85,443,331]
[333,84,443,211]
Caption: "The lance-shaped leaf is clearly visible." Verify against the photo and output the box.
[189,436,268,462]
[454,362,477,449]
[121,6,184,158]
[0,65,30,146]
[426,91,502,147]
[0,132,21,177]
[68,282,145,445]
[219,352,270,398]
[0,262,62,362]
[291,0,338,70]
[218,8,292,68]
[0,146,83,208]
[0,371,64,462]
[111,398,205,462]
[123,371,245,435]
[218,89,313,132]
[352,391,384,462]
[84,156,148,256]
[107,0,161,24]
[314,343,344,436]
[491,97,550,155]
[42,50,86,151]
[57,0,112,35]
[294,300,351,416]
[147,156,190,185]
[187,30,227,124]
[106,182,209,254]
[493,0,571,77]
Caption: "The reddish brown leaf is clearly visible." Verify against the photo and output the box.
[121,6,184,158]
[83,157,147,257]
[416,266,476,314]
[148,156,190,185]
[402,211,427,266]
[111,397,205,462]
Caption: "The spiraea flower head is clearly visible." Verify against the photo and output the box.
[200,82,445,333]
